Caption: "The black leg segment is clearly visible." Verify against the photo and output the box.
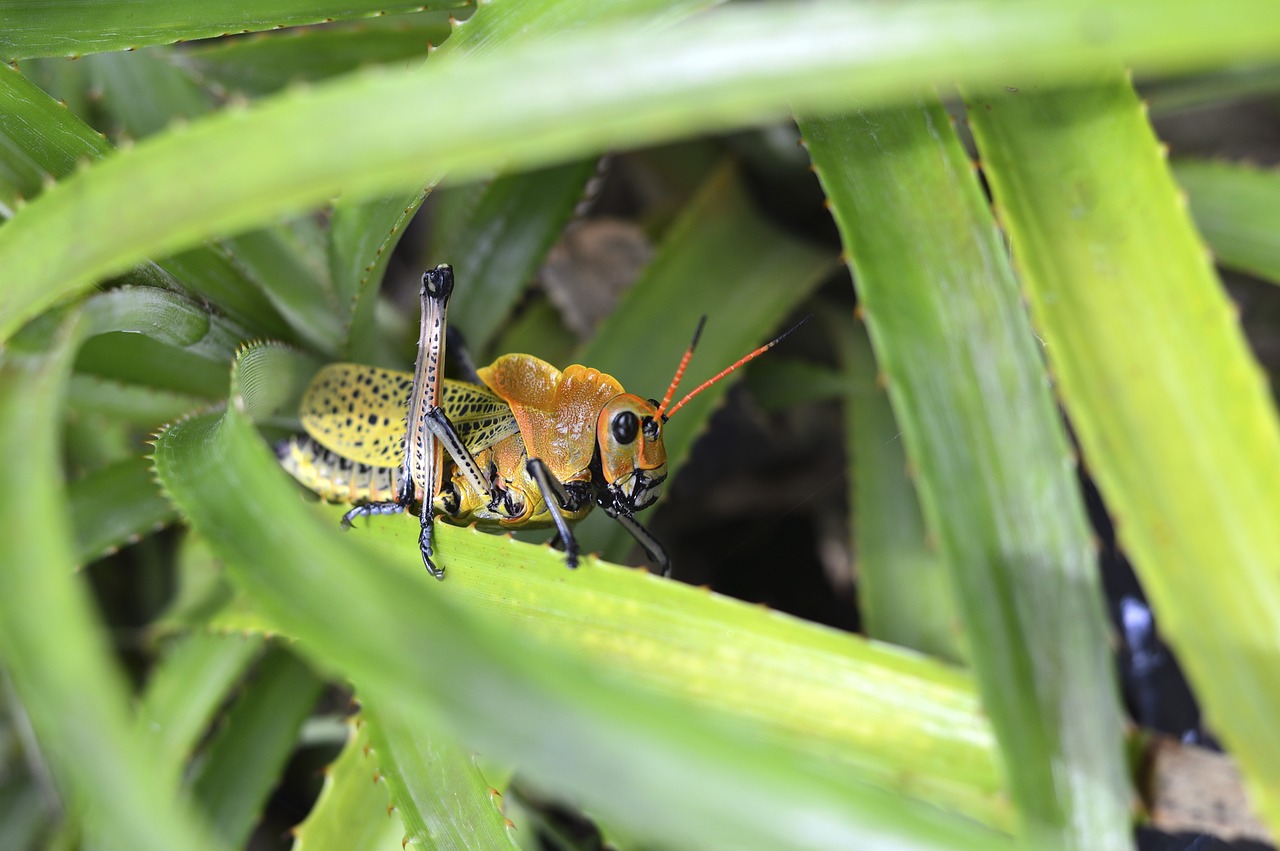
[610,511,671,577]
[526,458,580,569]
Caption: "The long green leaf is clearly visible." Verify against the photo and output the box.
[66,373,205,423]
[801,97,1131,849]
[82,286,249,363]
[136,632,267,792]
[69,455,177,563]
[152,349,1012,849]
[0,61,295,338]
[0,3,464,60]
[1175,158,1280,286]
[191,645,324,847]
[84,49,211,140]
[968,70,1280,835]
[427,160,599,353]
[0,313,223,851]
[328,0,722,363]
[834,315,962,663]
[174,17,448,96]
[5,0,1280,345]
[361,701,516,849]
[291,718,404,851]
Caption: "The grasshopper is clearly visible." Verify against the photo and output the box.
[278,264,797,579]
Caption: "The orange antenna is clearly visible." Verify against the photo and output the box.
[654,316,707,420]
[662,315,811,422]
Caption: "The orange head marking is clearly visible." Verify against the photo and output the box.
[596,394,667,512]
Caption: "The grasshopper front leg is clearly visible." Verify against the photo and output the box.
[526,458,589,569]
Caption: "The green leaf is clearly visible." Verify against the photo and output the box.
[1175,158,1280,286]
[327,0,724,363]
[84,49,212,140]
[0,62,111,205]
[833,315,962,664]
[968,71,1280,835]
[0,62,295,339]
[362,701,516,849]
[175,17,449,97]
[6,0,1280,345]
[1,3,466,60]
[82,286,249,363]
[0,312,224,851]
[136,632,267,792]
[427,160,600,353]
[800,96,1131,848]
[191,645,324,847]
[69,455,177,563]
[291,718,405,851]
[152,346,1013,849]
[219,227,343,357]
[66,373,205,423]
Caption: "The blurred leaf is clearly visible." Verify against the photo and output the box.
[1175,158,1280,286]
[75,332,230,398]
[362,701,516,849]
[969,71,1280,834]
[1,3,464,60]
[83,286,249,363]
[328,0,724,364]
[190,645,324,847]
[0,62,110,206]
[84,49,212,140]
[486,298,576,368]
[0,312,224,851]
[66,373,205,423]
[75,43,343,354]
[428,160,600,353]
[69,455,176,563]
[291,718,404,851]
[0,62,294,338]
[175,17,448,96]
[832,315,962,664]
[136,632,267,792]
[801,96,1131,848]
[219,227,343,357]
[154,533,238,633]
[746,355,848,410]
[162,246,298,342]
[7,0,1280,344]
[1143,63,1280,115]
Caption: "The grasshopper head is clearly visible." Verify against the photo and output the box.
[596,394,668,513]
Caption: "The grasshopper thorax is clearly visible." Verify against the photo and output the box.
[596,394,668,513]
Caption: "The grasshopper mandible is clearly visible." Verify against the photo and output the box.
[278,264,797,579]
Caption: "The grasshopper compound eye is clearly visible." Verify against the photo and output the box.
[610,410,640,444]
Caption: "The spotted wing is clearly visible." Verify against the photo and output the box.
[440,380,521,453]
[300,364,517,469]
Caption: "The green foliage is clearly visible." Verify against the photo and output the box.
[2,1,1280,849]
